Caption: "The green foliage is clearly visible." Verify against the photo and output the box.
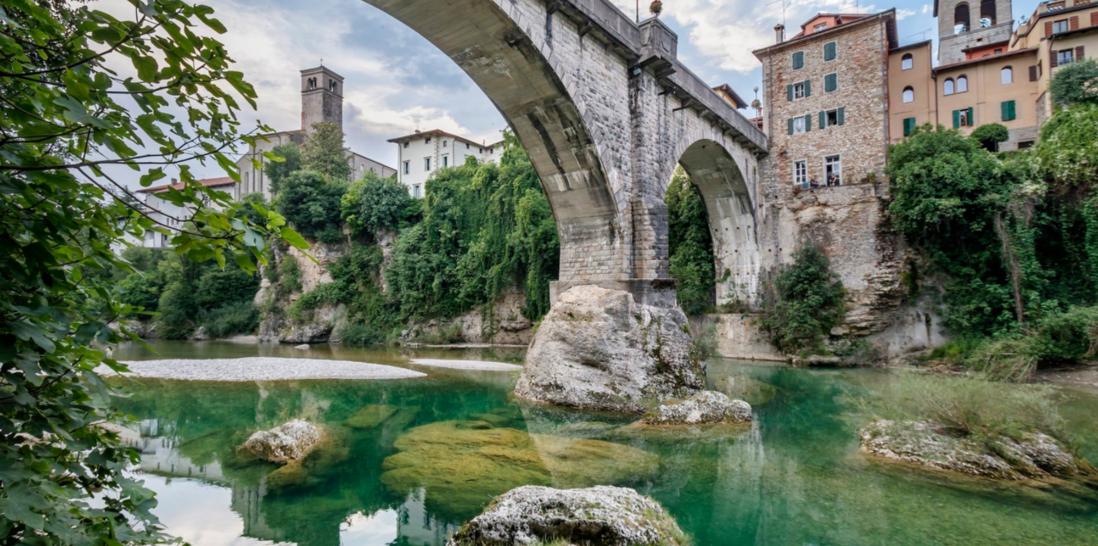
[0,1,301,539]
[387,134,558,321]
[341,171,418,239]
[301,122,352,181]
[275,170,347,244]
[864,373,1064,440]
[1035,104,1098,190]
[202,303,259,338]
[152,256,259,339]
[760,245,846,353]
[1031,306,1098,363]
[265,143,302,194]
[962,336,1040,382]
[970,123,1010,152]
[1049,58,1098,108]
[666,167,716,316]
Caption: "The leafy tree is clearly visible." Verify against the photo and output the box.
[0,2,303,541]
[971,123,1010,152]
[275,170,347,244]
[265,143,302,194]
[341,172,417,239]
[760,245,845,353]
[1035,104,1098,190]
[301,122,351,181]
[1050,58,1098,108]
[665,167,716,316]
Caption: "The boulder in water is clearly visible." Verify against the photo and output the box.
[642,390,752,425]
[239,419,323,464]
[515,285,704,414]
[447,485,688,546]
[860,419,1096,481]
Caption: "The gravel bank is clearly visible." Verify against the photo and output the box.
[409,358,523,371]
[106,357,427,381]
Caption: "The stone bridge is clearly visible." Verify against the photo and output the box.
[365,0,769,307]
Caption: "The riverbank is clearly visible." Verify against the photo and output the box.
[102,357,427,382]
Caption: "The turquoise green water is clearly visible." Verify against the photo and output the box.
[111,341,1098,546]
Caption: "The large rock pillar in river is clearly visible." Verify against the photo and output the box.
[515,285,704,414]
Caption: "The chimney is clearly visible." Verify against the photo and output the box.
[775,24,785,44]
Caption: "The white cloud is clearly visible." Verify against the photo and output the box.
[923,3,933,15]
[897,8,917,20]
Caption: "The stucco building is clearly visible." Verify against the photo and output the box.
[389,129,503,197]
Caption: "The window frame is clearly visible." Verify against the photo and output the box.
[824,41,838,61]
[901,53,914,70]
[824,155,843,186]
[793,81,808,100]
[1056,49,1075,66]
[793,159,808,187]
[902,86,915,103]
[792,51,805,69]
[944,78,956,95]
[1001,100,1017,122]
[956,75,969,93]
[1051,19,1069,34]
[903,117,917,136]
[792,116,807,134]
[424,157,431,171]
[824,73,838,93]
[1001,66,1013,85]
[402,160,410,175]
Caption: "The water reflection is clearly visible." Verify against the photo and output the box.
[110,345,1098,546]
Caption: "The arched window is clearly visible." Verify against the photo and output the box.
[1001,66,1013,84]
[957,75,969,92]
[901,53,914,70]
[954,2,971,33]
[980,0,997,25]
[902,86,915,103]
[944,78,955,95]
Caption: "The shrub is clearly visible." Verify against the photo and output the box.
[202,303,259,338]
[1049,58,1098,108]
[862,373,1064,440]
[194,266,258,310]
[300,122,352,181]
[274,170,347,244]
[264,143,302,194]
[963,336,1040,382]
[341,172,418,239]
[1031,305,1098,363]
[760,245,845,354]
[1035,104,1098,190]
[970,123,1009,152]
[666,167,716,316]
[156,281,197,339]
[338,321,391,347]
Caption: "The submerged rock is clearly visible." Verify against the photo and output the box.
[380,420,658,519]
[447,485,688,546]
[515,285,704,414]
[240,420,323,464]
[345,404,399,429]
[860,419,1095,481]
[641,390,752,426]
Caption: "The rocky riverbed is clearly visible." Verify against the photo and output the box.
[104,357,426,381]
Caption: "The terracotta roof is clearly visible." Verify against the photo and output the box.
[754,9,897,56]
[711,84,749,109]
[137,176,235,194]
[798,12,871,33]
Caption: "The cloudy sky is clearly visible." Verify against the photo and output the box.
[182,0,1044,175]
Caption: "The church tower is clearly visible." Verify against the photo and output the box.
[300,66,343,134]
[936,0,1014,64]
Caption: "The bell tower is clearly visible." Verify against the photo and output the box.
[936,0,1014,63]
[300,65,343,134]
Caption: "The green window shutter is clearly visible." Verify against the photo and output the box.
[793,51,804,69]
[824,73,837,92]
[788,118,794,135]
[787,84,794,102]
[967,108,974,126]
[903,117,916,136]
[819,111,826,129]
[837,107,845,125]
[952,109,961,129]
[1001,100,1016,121]
[804,79,812,97]
[805,114,812,131]
[824,42,837,61]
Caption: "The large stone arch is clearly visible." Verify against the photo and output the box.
[362,0,628,287]
[665,137,761,307]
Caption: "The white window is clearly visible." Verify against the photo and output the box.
[901,53,913,70]
[1001,66,1013,84]
[944,78,955,95]
[443,140,449,148]
[793,160,808,187]
[793,81,807,99]
[442,154,449,168]
[424,157,431,171]
[957,75,969,93]
[814,22,828,31]
[902,86,915,103]
[825,155,843,186]
[1056,49,1075,66]
[412,184,421,198]
[793,116,807,134]
[1052,19,1069,34]
[403,160,410,175]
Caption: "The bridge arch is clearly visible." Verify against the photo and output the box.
[363,0,627,287]
[665,137,761,307]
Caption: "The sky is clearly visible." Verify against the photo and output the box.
[142,0,1046,177]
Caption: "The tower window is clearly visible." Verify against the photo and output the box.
[902,86,915,103]
[901,53,914,70]
[980,0,996,25]
[954,2,971,33]
[329,80,337,92]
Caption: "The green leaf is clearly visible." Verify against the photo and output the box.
[280,227,309,250]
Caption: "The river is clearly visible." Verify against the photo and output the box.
[110,341,1098,546]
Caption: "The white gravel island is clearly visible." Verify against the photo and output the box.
[105,357,427,382]
[409,358,523,371]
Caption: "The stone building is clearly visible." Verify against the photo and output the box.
[389,129,504,197]
[754,11,906,333]
[936,0,1016,64]
[1012,0,1098,124]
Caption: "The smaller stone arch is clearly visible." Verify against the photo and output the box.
[673,139,761,307]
